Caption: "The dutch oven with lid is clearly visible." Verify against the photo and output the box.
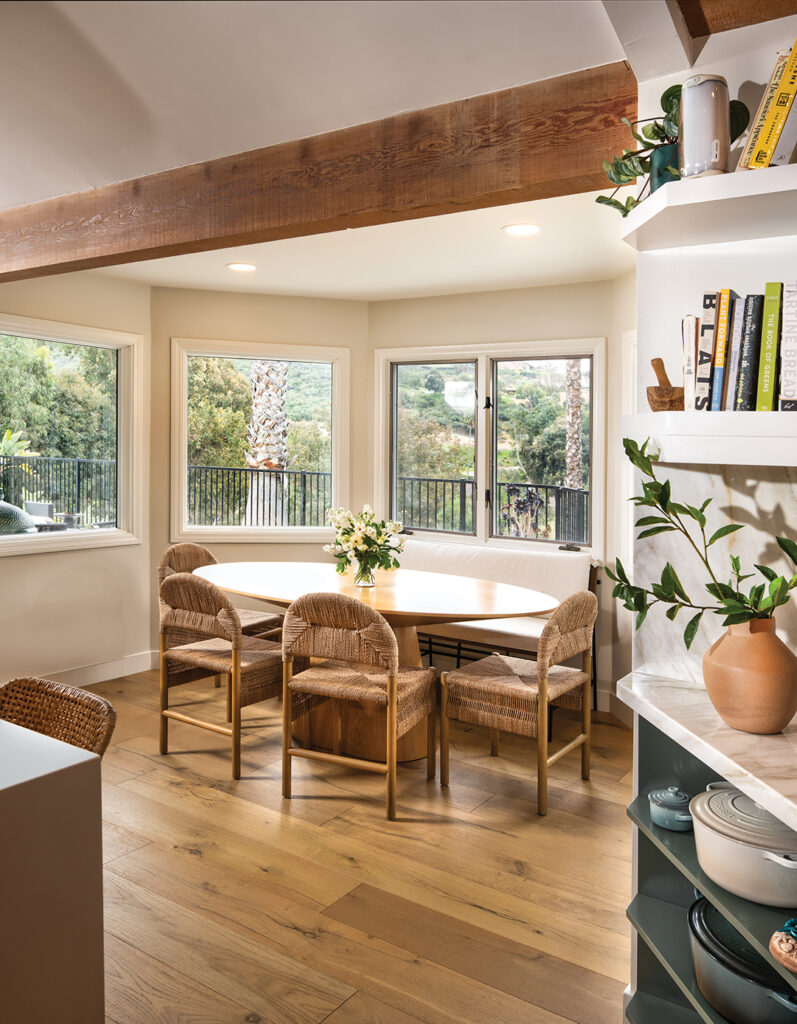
[689,898,797,1023]
[690,782,797,907]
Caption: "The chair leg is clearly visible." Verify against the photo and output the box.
[537,696,548,817]
[282,661,292,799]
[439,672,450,787]
[231,662,241,781]
[158,640,168,755]
[214,674,221,688]
[332,700,342,756]
[426,707,436,780]
[225,674,232,723]
[386,675,397,820]
[490,727,499,757]
[582,653,592,781]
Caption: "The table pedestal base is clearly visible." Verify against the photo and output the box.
[291,624,428,762]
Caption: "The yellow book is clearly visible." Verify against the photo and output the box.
[739,50,790,168]
[749,37,797,168]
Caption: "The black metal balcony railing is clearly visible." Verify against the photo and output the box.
[495,481,590,544]
[187,465,333,527]
[0,457,589,543]
[0,455,117,528]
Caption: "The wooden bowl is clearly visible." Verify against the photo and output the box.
[647,385,684,412]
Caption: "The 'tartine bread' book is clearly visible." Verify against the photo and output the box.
[711,289,738,410]
[780,281,797,409]
[756,282,783,410]
[695,292,718,410]
[734,294,764,410]
[724,297,744,409]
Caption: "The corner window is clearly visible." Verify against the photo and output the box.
[390,361,476,534]
[381,339,603,552]
[492,357,591,544]
[0,314,142,555]
[172,339,349,542]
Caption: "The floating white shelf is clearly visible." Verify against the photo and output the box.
[621,163,797,252]
[620,411,797,466]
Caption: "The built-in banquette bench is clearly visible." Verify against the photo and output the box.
[400,538,596,665]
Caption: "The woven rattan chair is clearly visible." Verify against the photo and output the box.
[440,590,598,816]
[282,592,436,820]
[0,676,116,757]
[158,543,282,642]
[159,572,300,779]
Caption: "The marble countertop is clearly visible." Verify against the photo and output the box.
[617,670,797,832]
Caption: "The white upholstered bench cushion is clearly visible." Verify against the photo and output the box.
[400,539,593,654]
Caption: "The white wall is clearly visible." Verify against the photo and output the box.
[0,273,151,683]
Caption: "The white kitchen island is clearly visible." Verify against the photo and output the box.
[0,719,105,1022]
[618,670,797,1023]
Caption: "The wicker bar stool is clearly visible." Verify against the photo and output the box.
[281,592,437,820]
[440,590,598,816]
[0,676,116,757]
[159,572,300,779]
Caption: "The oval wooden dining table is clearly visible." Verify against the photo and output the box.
[194,560,558,762]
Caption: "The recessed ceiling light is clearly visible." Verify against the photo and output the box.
[501,224,540,237]
[226,262,257,272]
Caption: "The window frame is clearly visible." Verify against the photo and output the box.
[374,338,606,559]
[389,358,479,538]
[0,312,144,557]
[170,336,350,544]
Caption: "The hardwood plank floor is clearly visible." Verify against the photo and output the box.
[93,670,633,1023]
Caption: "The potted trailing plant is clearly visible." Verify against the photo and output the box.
[324,505,406,587]
[607,439,797,733]
[597,86,749,217]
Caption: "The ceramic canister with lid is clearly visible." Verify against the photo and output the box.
[690,783,797,907]
[648,785,694,831]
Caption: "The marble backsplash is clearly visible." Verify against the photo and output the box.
[631,463,797,683]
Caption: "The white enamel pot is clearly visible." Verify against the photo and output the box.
[691,783,797,908]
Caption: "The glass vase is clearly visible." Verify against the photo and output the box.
[353,558,375,587]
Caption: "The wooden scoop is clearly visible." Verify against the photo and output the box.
[647,358,684,412]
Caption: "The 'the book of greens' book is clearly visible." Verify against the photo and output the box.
[756,282,783,411]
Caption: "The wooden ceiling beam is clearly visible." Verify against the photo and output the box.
[673,0,797,39]
[0,61,636,282]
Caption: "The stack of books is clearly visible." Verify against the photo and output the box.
[682,283,797,411]
[738,36,797,170]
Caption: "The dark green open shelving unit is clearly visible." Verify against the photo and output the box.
[625,716,797,1022]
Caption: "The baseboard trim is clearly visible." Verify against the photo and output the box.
[50,650,157,687]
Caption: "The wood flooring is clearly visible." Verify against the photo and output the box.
[93,670,633,1024]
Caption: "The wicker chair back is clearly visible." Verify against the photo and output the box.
[160,572,242,648]
[282,591,398,673]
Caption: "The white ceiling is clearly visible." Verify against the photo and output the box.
[97,189,636,301]
[0,0,625,209]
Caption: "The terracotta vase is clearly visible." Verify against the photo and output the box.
[702,618,797,734]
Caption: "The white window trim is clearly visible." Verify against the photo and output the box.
[373,338,606,561]
[0,312,144,557]
[170,337,349,544]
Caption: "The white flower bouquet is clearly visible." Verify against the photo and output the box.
[324,505,405,586]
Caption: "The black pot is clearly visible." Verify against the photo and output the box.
[689,899,797,1023]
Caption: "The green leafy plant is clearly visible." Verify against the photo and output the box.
[606,439,797,648]
[0,428,38,500]
[597,85,750,217]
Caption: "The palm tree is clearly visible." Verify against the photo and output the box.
[244,360,290,525]
[564,360,583,490]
